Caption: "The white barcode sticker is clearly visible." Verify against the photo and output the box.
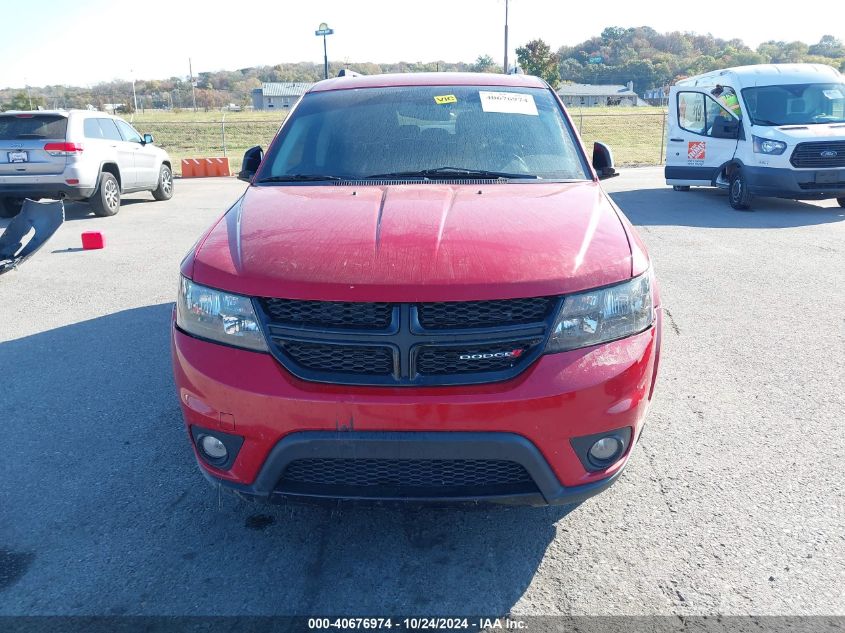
[479,91,539,116]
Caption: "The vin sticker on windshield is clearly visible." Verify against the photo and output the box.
[434,94,457,104]
[479,91,539,116]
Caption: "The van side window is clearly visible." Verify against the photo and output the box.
[679,92,737,137]
[678,92,706,135]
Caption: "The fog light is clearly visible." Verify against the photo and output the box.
[589,436,622,464]
[199,435,228,461]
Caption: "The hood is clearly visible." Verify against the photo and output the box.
[756,123,845,141]
[190,182,634,302]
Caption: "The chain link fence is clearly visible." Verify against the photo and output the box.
[133,119,282,175]
[136,111,668,176]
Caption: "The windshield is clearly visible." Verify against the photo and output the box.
[742,83,845,126]
[257,85,590,182]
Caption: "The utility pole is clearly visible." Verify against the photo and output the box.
[131,68,138,113]
[189,57,197,112]
[503,0,509,74]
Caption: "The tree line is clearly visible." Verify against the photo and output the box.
[2,28,843,112]
[518,28,845,91]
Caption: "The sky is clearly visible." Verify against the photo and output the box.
[1,0,837,88]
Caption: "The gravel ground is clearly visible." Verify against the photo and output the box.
[0,170,843,617]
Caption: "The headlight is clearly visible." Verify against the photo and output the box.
[545,271,654,353]
[176,277,268,352]
[752,136,786,155]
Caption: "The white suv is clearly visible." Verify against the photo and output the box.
[0,110,173,217]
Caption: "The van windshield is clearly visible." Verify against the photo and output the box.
[257,85,590,182]
[742,83,845,126]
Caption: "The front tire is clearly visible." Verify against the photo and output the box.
[152,164,173,201]
[0,197,24,218]
[90,172,121,217]
[729,171,753,211]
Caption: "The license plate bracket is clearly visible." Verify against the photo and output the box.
[8,151,28,163]
[815,170,839,184]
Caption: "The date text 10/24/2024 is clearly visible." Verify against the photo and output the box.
[307,617,527,630]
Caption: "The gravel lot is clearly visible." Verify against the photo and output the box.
[1,169,843,617]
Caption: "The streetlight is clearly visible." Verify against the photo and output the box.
[315,22,334,80]
[503,0,509,74]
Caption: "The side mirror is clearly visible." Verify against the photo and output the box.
[142,133,154,145]
[592,142,618,180]
[710,117,740,140]
[238,146,263,182]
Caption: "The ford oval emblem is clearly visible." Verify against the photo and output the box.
[821,150,838,158]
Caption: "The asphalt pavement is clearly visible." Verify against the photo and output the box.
[1,169,843,617]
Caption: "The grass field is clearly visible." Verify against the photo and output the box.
[130,107,669,175]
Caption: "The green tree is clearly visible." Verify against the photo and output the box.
[473,54,499,73]
[809,35,845,57]
[516,39,560,87]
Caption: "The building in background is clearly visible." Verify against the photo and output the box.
[557,82,644,107]
[251,83,315,110]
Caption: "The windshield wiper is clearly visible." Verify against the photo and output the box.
[364,166,540,180]
[751,119,782,126]
[255,174,350,183]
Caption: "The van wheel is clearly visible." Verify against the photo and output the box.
[152,164,173,201]
[90,172,121,217]
[0,197,24,218]
[837,198,845,208]
[672,185,690,192]
[729,171,753,211]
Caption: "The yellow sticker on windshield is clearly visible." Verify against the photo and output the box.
[434,95,457,104]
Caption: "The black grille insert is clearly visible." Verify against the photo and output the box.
[261,299,393,330]
[416,341,537,375]
[259,296,558,386]
[417,297,555,330]
[282,342,393,375]
[278,458,537,497]
[790,141,845,168]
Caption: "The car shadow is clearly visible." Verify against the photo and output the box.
[609,187,845,229]
[1,304,574,616]
[0,198,155,229]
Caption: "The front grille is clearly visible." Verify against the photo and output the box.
[416,341,537,375]
[417,297,555,329]
[259,296,558,386]
[261,298,393,329]
[790,141,845,168]
[278,458,538,497]
[282,342,393,375]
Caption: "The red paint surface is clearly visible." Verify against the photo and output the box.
[188,182,633,302]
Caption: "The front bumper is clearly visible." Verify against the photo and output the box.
[743,166,845,199]
[172,311,661,506]
[197,431,627,506]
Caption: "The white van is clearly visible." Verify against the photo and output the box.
[665,63,845,209]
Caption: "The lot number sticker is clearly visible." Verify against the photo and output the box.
[688,141,706,161]
[479,91,538,116]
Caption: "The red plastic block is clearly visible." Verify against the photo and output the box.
[81,231,105,250]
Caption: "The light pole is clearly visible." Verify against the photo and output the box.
[503,0,509,74]
[315,22,334,80]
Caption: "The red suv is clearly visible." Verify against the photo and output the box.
[172,73,662,506]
